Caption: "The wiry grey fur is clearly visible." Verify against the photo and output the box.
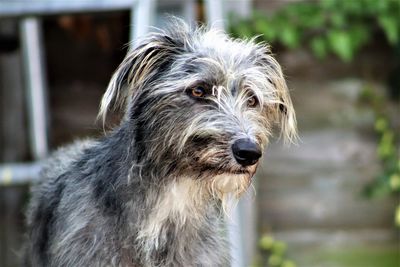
[24,19,297,267]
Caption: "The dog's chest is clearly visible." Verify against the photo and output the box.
[127,179,229,266]
[133,219,227,267]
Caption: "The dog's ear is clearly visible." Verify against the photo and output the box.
[257,48,298,144]
[271,67,298,144]
[98,32,184,123]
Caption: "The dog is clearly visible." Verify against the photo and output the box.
[24,19,296,267]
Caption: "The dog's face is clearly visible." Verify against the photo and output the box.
[100,22,296,201]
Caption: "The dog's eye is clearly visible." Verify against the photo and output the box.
[190,86,206,98]
[247,95,259,108]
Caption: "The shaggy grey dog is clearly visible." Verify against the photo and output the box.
[25,20,296,267]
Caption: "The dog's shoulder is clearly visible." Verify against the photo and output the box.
[26,139,97,205]
[41,139,97,180]
[26,139,98,220]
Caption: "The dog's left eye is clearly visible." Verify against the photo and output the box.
[190,86,207,98]
[247,95,259,108]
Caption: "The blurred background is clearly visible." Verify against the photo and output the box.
[0,0,399,267]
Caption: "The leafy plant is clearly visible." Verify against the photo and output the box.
[229,0,400,62]
[257,234,297,267]
[359,85,400,226]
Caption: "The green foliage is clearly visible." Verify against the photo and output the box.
[359,85,400,226]
[258,234,297,267]
[396,204,400,226]
[229,0,400,62]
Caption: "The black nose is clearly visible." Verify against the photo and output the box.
[232,139,262,167]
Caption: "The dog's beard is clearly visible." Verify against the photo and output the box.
[205,164,257,215]
[176,145,259,214]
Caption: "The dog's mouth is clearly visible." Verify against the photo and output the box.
[188,156,259,181]
[198,165,246,174]
[223,168,251,175]
[198,163,257,177]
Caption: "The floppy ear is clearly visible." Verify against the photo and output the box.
[257,47,298,144]
[98,33,184,123]
[271,65,298,144]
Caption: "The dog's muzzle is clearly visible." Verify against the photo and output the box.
[231,138,262,167]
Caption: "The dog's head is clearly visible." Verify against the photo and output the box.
[99,19,297,202]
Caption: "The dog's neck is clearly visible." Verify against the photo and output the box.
[126,177,224,265]
[136,178,211,238]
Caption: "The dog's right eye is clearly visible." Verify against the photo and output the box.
[190,86,207,98]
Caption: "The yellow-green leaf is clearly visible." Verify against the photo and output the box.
[389,174,400,190]
[328,30,354,62]
[259,235,274,250]
[378,16,399,44]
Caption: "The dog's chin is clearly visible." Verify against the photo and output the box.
[209,163,258,196]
